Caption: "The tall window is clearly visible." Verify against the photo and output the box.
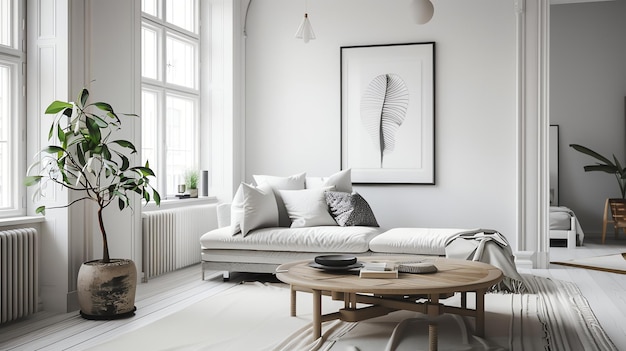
[141,0,199,197]
[0,0,24,217]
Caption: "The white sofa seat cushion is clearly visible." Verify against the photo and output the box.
[200,226,380,253]
[369,228,471,256]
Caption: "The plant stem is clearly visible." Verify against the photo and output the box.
[97,206,110,263]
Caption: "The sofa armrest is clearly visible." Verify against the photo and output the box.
[217,203,231,228]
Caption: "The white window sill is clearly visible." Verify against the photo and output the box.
[0,216,46,227]
[143,196,218,212]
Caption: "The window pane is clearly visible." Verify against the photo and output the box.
[0,0,11,47]
[141,89,159,190]
[141,25,160,80]
[141,0,160,18]
[0,64,12,208]
[166,33,196,89]
[165,94,196,195]
[165,0,196,33]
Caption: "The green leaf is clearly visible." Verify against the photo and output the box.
[91,115,108,128]
[153,189,161,205]
[79,89,89,107]
[43,145,66,154]
[570,144,616,168]
[48,122,55,140]
[35,206,46,215]
[583,165,616,174]
[45,101,73,114]
[94,102,113,113]
[111,140,137,153]
[76,143,86,167]
[57,124,66,144]
[115,152,130,171]
[85,117,102,145]
[24,176,43,186]
[118,198,125,211]
[101,144,112,160]
[131,166,155,177]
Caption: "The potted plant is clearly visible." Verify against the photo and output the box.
[25,88,160,319]
[570,143,626,242]
[185,170,199,198]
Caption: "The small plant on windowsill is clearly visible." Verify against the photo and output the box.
[24,88,160,320]
[185,169,199,198]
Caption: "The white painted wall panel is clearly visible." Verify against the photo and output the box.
[244,0,518,245]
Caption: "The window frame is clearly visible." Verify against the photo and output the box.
[141,0,200,199]
[0,0,25,218]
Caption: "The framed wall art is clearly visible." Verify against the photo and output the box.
[341,42,435,184]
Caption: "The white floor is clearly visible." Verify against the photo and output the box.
[0,236,625,350]
[532,236,626,349]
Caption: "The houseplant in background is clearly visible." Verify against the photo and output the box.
[570,143,626,242]
[25,88,160,319]
[185,169,199,198]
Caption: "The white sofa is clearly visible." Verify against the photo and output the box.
[199,170,476,280]
[200,203,472,280]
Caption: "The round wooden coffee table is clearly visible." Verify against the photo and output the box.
[276,255,503,351]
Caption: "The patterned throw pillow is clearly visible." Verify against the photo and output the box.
[325,191,379,227]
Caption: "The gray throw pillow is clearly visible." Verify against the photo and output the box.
[325,191,379,227]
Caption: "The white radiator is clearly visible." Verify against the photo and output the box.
[142,205,214,282]
[0,228,39,324]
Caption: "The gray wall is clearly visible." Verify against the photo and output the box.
[244,1,519,243]
[551,1,626,236]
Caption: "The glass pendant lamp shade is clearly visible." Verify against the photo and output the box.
[411,0,434,24]
[295,13,315,43]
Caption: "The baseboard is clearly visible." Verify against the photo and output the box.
[514,251,536,269]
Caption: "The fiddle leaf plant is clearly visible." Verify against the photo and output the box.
[570,143,626,199]
[25,88,161,263]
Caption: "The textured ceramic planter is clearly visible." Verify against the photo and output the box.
[188,188,198,198]
[77,259,137,319]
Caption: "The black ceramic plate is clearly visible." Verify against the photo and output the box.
[314,254,357,267]
[309,262,363,271]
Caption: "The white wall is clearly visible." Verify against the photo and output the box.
[244,1,519,242]
[551,1,626,235]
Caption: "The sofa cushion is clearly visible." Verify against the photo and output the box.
[230,183,279,236]
[369,228,471,256]
[200,226,380,253]
[253,172,306,227]
[306,169,352,193]
[279,187,337,228]
[325,191,379,227]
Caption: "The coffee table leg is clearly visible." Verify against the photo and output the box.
[428,294,439,351]
[290,286,297,316]
[313,289,322,340]
[475,289,486,337]
[429,322,438,351]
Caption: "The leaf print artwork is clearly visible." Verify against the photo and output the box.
[360,73,409,168]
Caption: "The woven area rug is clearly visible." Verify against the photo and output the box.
[551,253,626,274]
[88,274,616,351]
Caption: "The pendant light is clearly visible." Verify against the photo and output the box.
[295,0,315,43]
[411,0,434,25]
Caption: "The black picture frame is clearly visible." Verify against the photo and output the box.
[340,42,435,184]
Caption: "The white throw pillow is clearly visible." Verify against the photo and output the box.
[230,183,279,236]
[253,172,306,227]
[279,187,337,228]
[306,169,352,193]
